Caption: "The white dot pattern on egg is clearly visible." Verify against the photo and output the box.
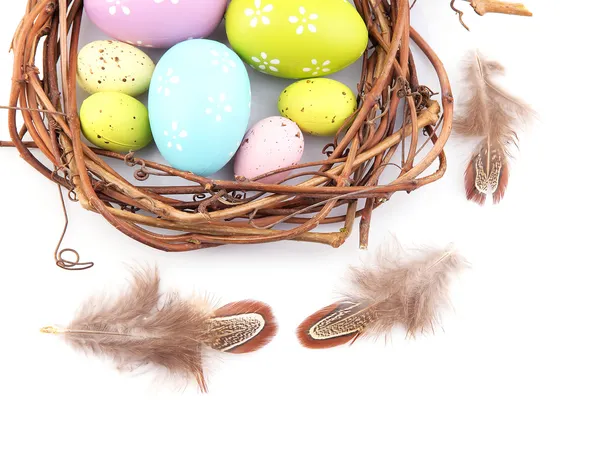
[250,52,281,73]
[209,49,239,74]
[244,0,274,28]
[204,93,234,123]
[302,58,332,76]
[288,6,319,35]
[163,121,188,152]
[234,116,305,184]
[106,0,131,16]
[148,39,252,176]
[155,68,180,97]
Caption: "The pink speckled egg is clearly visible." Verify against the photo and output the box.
[234,117,304,184]
[85,0,227,49]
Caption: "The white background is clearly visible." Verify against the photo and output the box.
[1,1,598,456]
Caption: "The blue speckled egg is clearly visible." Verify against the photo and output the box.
[148,39,251,175]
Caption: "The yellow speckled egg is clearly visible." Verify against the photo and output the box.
[80,92,153,153]
[278,78,357,136]
[77,40,155,96]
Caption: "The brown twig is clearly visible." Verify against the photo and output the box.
[451,0,532,30]
[470,0,532,17]
[53,175,94,271]
[450,0,470,31]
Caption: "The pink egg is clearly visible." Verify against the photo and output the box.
[85,0,227,49]
[234,117,305,184]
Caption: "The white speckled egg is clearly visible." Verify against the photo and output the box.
[77,40,155,96]
[234,116,304,184]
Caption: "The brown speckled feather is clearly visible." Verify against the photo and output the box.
[455,51,534,204]
[42,268,277,391]
[297,242,468,349]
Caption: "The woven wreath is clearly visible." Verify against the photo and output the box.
[6,0,451,252]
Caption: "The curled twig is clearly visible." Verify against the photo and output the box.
[124,151,170,181]
[450,0,470,30]
[54,176,94,271]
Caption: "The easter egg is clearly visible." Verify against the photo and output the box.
[278,79,357,136]
[77,40,155,96]
[84,0,228,49]
[234,117,304,184]
[148,39,251,176]
[80,92,153,153]
[225,0,368,79]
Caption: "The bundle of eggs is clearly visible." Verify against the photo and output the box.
[78,0,368,182]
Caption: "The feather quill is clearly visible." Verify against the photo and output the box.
[297,242,468,349]
[455,51,534,204]
[41,268,277,391]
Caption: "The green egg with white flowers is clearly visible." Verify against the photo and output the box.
[80,92,153,153]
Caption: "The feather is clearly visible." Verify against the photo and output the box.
[454,51,534,205]
[208,300,278,354]
[40,268,277,391]
[297,242,468,349]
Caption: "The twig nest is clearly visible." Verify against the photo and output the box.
[7,0,452,251]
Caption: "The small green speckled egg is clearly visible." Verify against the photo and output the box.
[77,40,155,96]
[278,78,357,136]
[80,92,153,153]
